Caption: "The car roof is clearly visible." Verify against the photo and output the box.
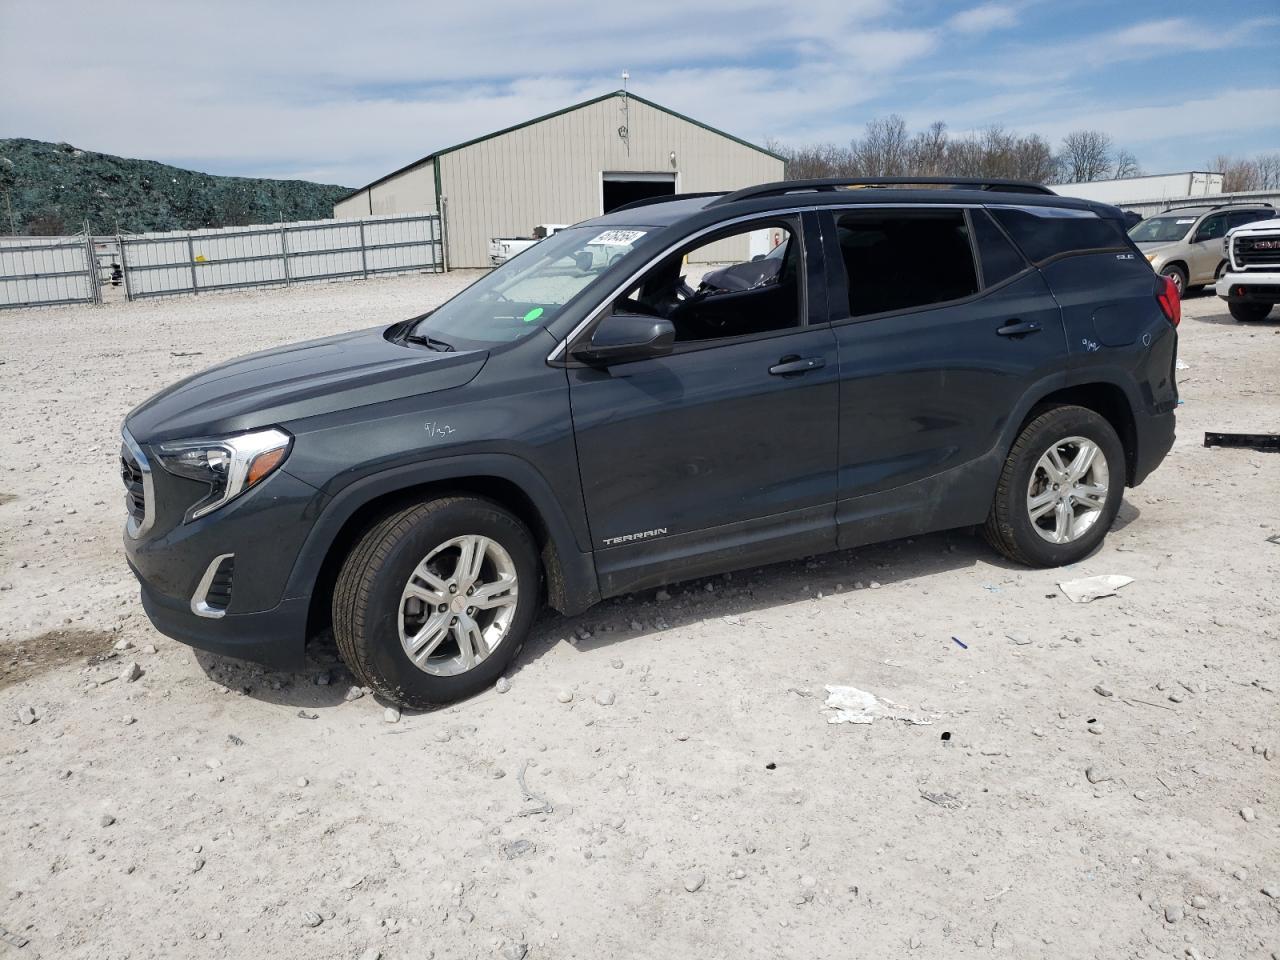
[584,186,1117,231]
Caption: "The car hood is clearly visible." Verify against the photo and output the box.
[1135,241,1176,254]
[124,325,487,443]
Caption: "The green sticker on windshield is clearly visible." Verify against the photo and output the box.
[522,306,544,323]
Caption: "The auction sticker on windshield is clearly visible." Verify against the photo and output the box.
[590,230,647,245]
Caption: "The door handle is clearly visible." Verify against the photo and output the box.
[996,320,1042,338]
[769,356,826,376]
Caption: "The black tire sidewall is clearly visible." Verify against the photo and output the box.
[1160,265,1186,296]
[1229,301,1272,322]
[359,501,539,705]
[1003,409,1125,567]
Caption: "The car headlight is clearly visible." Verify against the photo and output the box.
[155,427,292,522]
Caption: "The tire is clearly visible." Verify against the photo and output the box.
[983,405,1125,568]
[333,497,540,708]
[1185,284,1204,296]
[1228,301,1273,322]
[1160,264,1187,298]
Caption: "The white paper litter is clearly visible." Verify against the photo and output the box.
[1057,574,1135,603]
[823,685,937,725]
[1175,359,1189,370]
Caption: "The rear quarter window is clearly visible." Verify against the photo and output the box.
[970,209,1028,287]
[989,207,1130,264]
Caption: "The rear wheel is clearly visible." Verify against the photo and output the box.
[984,405,1125,567]
[1160,264,1187,298]
[333,497,539,708]
[1228,301,1273,322]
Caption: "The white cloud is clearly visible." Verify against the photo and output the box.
[0,0,1276,184]
[947,3,1019,35]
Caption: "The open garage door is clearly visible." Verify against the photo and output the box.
[602,172,676,213]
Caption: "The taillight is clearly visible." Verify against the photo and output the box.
[1156,275,1180,327]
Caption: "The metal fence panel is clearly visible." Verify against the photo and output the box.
[118,213,444,301]
[0,235,99,309]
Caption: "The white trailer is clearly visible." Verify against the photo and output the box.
[1049,172,1224,206]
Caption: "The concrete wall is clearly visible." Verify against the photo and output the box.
[437,95,783,267]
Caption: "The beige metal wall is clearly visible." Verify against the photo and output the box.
[438,95,783,267]
[334,163,439,221]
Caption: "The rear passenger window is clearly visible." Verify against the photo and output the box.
[990,207,1129,263]
[834,210,978,317]
[971,209,1027,287]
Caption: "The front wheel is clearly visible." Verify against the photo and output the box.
[984,405,1125,567]
[1228,301,1273,322]
[333,497,540,708]
[1160,264,1187,298]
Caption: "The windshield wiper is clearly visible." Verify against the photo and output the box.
[404,333,456,352]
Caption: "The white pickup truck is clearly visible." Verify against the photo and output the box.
[1218,217,1280,322]
[488,224,569,266]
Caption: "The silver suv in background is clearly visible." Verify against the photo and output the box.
[1129,202,1275,296]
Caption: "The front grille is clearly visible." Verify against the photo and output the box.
[121,448,146,525]
[1233,234,1280,271]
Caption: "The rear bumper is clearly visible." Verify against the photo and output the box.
[1131,408,1175,487]
[131,563,309,670]
[1216,271,1280,302]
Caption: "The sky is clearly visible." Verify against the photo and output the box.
[2,0,1278,188]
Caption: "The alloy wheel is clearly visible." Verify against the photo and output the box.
[398,535,519,676]
[1026,436,1110,544]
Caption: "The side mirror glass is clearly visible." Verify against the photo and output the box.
[571,311,675,365]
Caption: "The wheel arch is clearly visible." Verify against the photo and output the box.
[1016,381,1138,485]
[291,457,600,645]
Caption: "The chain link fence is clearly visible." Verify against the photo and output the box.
[1,213,444,309]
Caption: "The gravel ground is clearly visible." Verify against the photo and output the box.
[1,277,1278,960]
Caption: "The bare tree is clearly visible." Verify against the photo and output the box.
[770,118,1139,187]
[852,115,911,176]
[1208,152,1280,192]
[1057,130,1114,182]
[908,121,949,175]
[1111,150,1142,179]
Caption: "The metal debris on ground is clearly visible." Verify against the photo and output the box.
[823,685,938,725]
[514,759,554,817]
[919,789,962,809]
[1203,432,1280,452]
[1057,574,1134,604]
[0,924,30,948]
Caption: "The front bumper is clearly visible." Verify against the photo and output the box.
[132,566,310,669]
[1216,271,1280,302]
[123,461,325,670]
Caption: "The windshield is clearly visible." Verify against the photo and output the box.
[1129,215,1197,244]
[408,225,649,347]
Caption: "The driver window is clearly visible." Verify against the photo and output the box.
[616,222,802,343]
[1198,215,1226,241]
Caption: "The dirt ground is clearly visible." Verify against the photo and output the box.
[1,276,1278,960]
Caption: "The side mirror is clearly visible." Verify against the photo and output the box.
[571,312,675,365]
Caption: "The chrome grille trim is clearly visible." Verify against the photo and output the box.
[121,429,155,540]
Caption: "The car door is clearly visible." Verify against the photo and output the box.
[565,213,839,596]
[819,205,1066,548]
[1187,212,1229,283]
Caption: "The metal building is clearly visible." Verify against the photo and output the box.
[333,90,786,268]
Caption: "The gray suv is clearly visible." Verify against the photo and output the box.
[121,177,1179,708]
[1130,202,1275,295]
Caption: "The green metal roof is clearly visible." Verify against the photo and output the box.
[338,90,785,202]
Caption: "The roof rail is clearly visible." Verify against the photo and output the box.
[710,176,1056,206]
[608,191,726,214]
[1159,199,1275,213]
